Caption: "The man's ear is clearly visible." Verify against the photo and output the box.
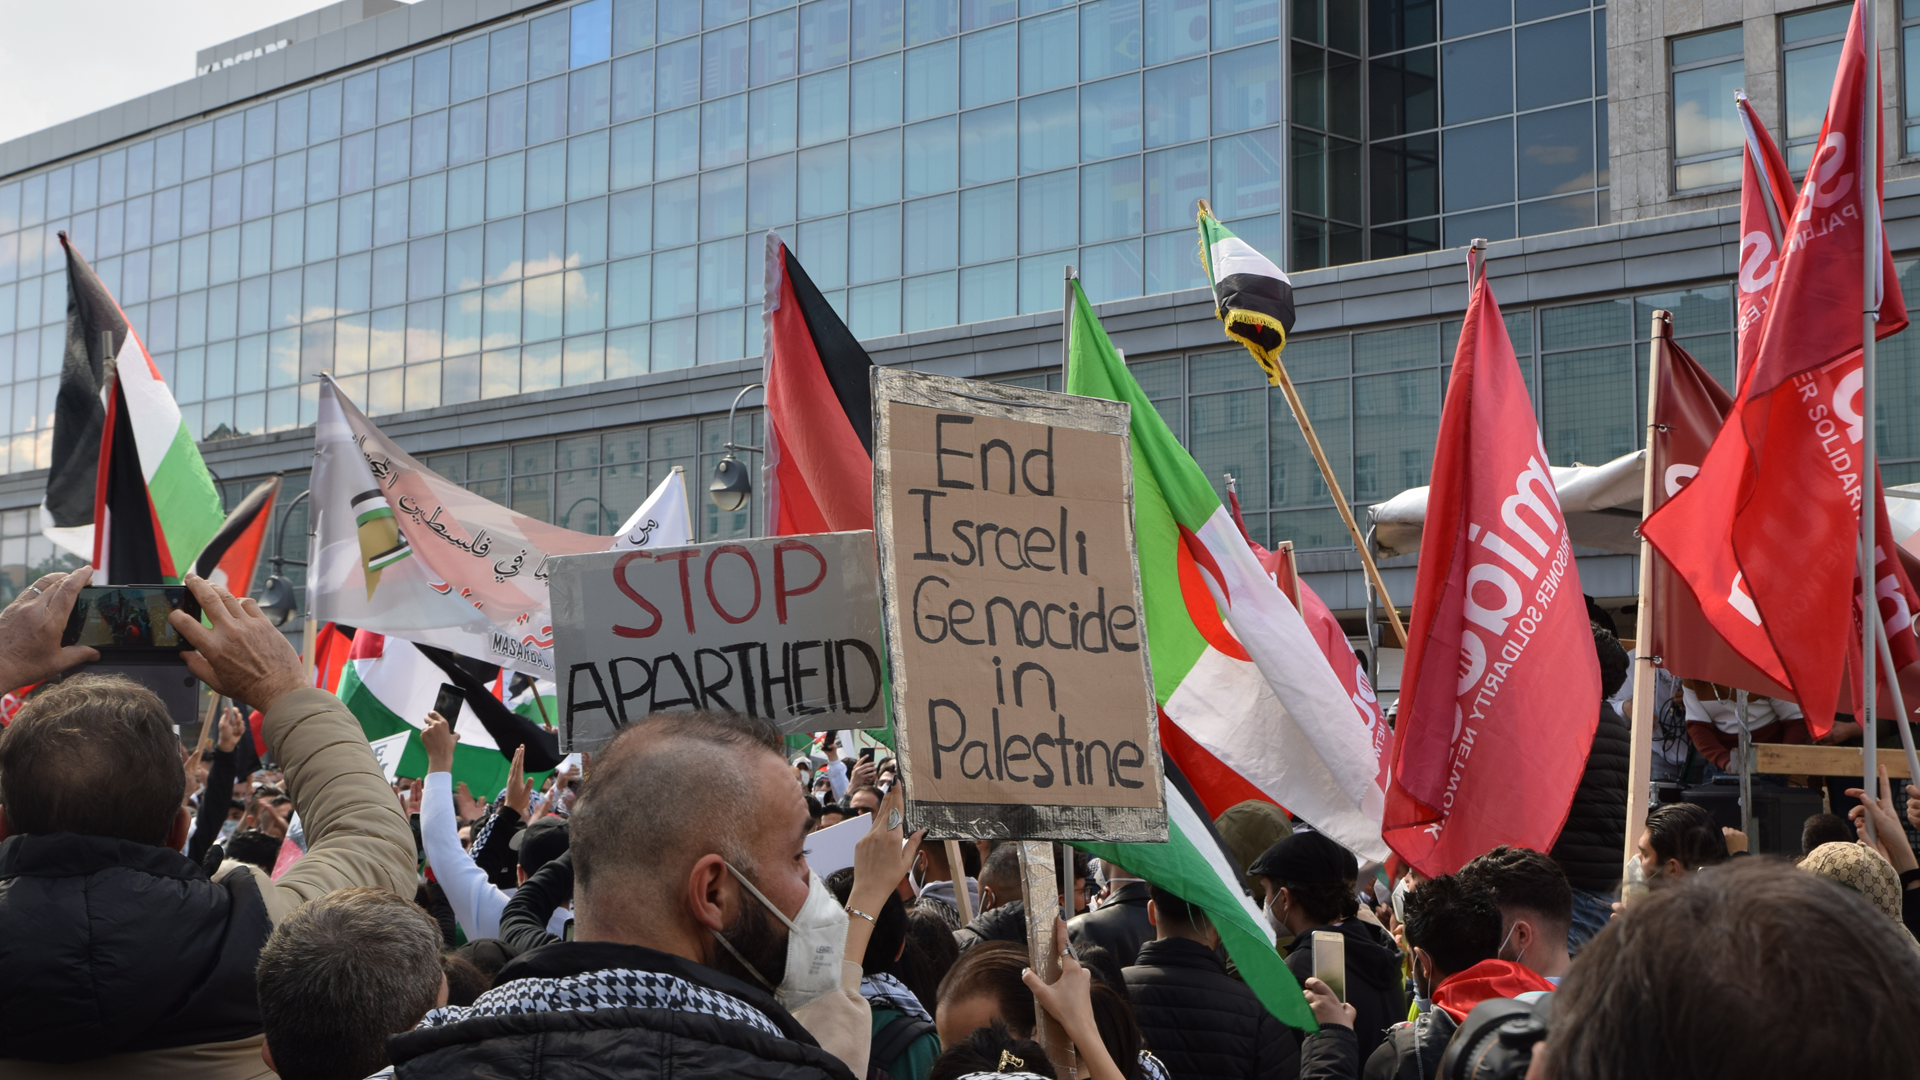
[686,853,733,932]
[977,885,994,913]
[1511,918,1535,953]
[1145,898,1159,927]
[169,805,191,851]
[261,1041,276,1074]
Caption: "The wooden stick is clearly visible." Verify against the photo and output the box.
[1622,314,1668,875]
[945,839,974,926]
[191,692,223,757]
[1269,355,1408,649]
[1018,841,1075,1075]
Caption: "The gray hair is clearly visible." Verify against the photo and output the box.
[255,887,444,1080]
[571,709,784,902]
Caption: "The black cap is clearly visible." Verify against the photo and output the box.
[510,818,570,874]
[1248,829,1357,884]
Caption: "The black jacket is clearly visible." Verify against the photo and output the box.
[1548,700,1631,892]
[1124,936,1301,1080]
[1363,1009,1456,1080]
[955,898,1029,951]
[1284,920,1405,1063]
[0,832,273,1062]
[1300,1027,1360,1080]
[389,940,857,1080]
[1068,880,1154,967]
[499,849,571,956]
[188,746,238,865]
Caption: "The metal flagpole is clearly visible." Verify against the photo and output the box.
[1062,265,1078,382]
[1734,690,1754,839]
[1623,312,1669,874]
[1861,0,1882,846]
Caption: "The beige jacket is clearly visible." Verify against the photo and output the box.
[0,687,417,1080]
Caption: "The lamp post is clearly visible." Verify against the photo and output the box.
[709,383,765,513]
[257,486,311,629]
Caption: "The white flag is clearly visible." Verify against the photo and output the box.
[610,467,695,550]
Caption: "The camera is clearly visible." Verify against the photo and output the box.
[1441,996,1550,1080]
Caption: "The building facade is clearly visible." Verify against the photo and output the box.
[2,0,1920,692]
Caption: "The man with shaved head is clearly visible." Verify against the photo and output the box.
[388,710,870,1080]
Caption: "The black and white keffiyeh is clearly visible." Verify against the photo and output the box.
[417,966,783,1038]
[859,972,932,1021]
[1140,1049,1172,1080]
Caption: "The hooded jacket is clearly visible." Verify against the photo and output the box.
[955,898,1030,951]
[1284,919,1406,1062]
[1068,880,1155,967]
[0,688,418,1080]
[1363,961,1553,1080]
[388,941,859,1080]
[1547,700,1631,893]
[1124,936,1301,1080]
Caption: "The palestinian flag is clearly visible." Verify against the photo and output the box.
[338,631,555,793]
[1064,280,1388,862]
[193,475,279,597]
[1198,206,1296,386]
[1076,760,1312,1030]
[762,231,875,534]
[43,233,119,559]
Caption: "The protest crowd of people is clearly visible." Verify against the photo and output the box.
[6,566,1920,1080]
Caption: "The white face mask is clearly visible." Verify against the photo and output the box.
[718,863,848,1012]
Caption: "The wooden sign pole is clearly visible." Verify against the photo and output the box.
[1018,841,1075,1075]
[1622,313,1667,878]
[946,839,974,926]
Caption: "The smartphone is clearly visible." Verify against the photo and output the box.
[1312,930,1346,1003]
[62,586,200,651]
[859,747,875,766]
[433,683,465,723]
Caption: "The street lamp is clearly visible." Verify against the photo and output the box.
[258,486,311,628]
[709,383,765,513]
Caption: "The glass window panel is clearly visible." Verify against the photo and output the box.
[706,23,751,97]
[1786,37,1844,146]
[616,0,659,52]
[376,122,412,185]
[612,118,656,187]
[1213,43,1281,133]
[374,183,409,245]
[1370,47,1438,138]
[484,281,523,347]
[185,123,216,181]
[525,207,567,276]
[1370,132,1440,223]
[1018,169,1076,253]
[611,187,654,256]
[1214,0,1279,47]
[1212,128,1283,218]
[1143,228,1206,292]
[1443,0,1508,38]
[531,10,571,80]
[1082,75,1143,160]
[961,25,1017,107]
[703,94,751,166]
[1516,103,1595,200]
[443,162,483,229]
[73,159,99,213]
[904,193,959,273]
[1080,237,1143,301]
[485,216,523,285]
[754,11,801,83]
[1442,117,1513,210]
[571,63,613,132]
[1515,15,1590,111]
[492,23,531,90]
[850,205,902,282]
[749,154,797,226]
[373,244,408,305]
[567,266,608,334]
[655,176,701,247]
[1352,368,1437,500]
[799,69,850,144]
[699,236,747,308]
[662,0,704,39]
[445,102,485,166]
[1441,31,1511,124]
[853,0,906,58]
[800,0,852,72]
[1019,90,1077,174]
[568,131,611,200]
[906,40,959,120]
[236,332,269,392]
[849,130,903,208]
[452,37,490,102]
[1542,344,1633,464]
[343,72,378,134]
[412,112,449,175]
[852,55,904,133]
[245,105,276,164]
[1081,157,1143,241]
[613,51,657,121]
[1143,141,1207,230]
[609,255,653,325]
[656,106,702,177]
[415,48,451,113]
[525,273,565,340]
[901,270,956,331]
[242,163,274,220]
[408,235,444,300]
[750,81,799,155]
[702,165,749,237]
[490,88,528,153]
[904,116,959,197]
[529,76,569,145]
[909,0,961,43]
[797,214,848,286]
[959,259,1015,321]
[1022,10,1078,95]
[960,103,1017,185]
[272,211,305,271]
[336,253,371,315]
[482,153,523,219]
[1145,57,1207,147]
[379,61,414,126]
[206,339,238,397]
[1082,0,1142,80]
[964,0,1018,30]
[847,280,902,337]
[1017,250,1073,312]
[798,143,849,216]
[655,245,699,315]
[1517,191,1595,234]
[527,142,568,209]
[407,298,443,361]
[447,225,484,292]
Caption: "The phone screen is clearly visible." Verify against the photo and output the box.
[434,683,465,723]
[1312,930,1347,1003]
[62,587,199,650]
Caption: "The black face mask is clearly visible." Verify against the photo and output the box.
[709,888,789,990]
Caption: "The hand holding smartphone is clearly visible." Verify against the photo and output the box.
[1312,930,1347,1003]
[61,586,201,652]
[433,682,465,723]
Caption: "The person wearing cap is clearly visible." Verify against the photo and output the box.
[1252,831,1405,1061]
[420,714,570,941]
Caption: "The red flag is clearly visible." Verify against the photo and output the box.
[192,476,279,598]
[1643,0,1907,732]
[1384,254,1600,876]
[309,622,354,694]
[1645,336,1792,698]
[1734,91,1794,387]
[762,233,875,534]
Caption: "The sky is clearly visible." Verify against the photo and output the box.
[0,0,398,147]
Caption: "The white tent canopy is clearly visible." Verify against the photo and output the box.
[1369,449,1647,558]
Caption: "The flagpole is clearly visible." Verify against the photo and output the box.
[1861,0,1881,844]
[1624,312,1669,875]
[1061,264,1078,382]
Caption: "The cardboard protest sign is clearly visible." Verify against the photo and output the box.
[548,531,886,750]
[873,369,1165,842]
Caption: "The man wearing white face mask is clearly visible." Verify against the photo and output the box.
[387,709,875,1080]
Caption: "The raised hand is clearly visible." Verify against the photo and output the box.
[0,567,98,691]
[169,573,305,712]
[217,705,247,753]
[421,712,459,775]
[506,744,530,816]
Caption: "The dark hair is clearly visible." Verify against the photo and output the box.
[441,952,490,1007]
[225,828,285,874]
[1402,874,1503,981]
[1645,803,1728,872]
[1147,884,1210,936]
[1546,859,1920,1080]
[1801,812,1852,857]
[980,843,1024,906]
[1593,627,1630,700]
[0,675,185,846]
[255,888,444,1080]
[846,785,883,808]
[1088,981,1146,1080]
[1457,846,1573,934]
[936,941,1034,1035]
[805,794,824,821]
[826,867,908,977]
[929,1020,1056,1080]
[1275,879,1353,925]
[904,903,963,998]
[1074,943,1130,1003]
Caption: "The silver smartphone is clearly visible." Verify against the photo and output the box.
[1312,930,1347,1002]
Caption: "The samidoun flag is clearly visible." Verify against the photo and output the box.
[1734,90,1794,386]
[193,475,279,597]
[310,375,606,675]
[1385,254,1599,877]
[762,231,875,534]
[338,631,529,794]
[1077,759,1313,1031]
[611,467,695,548]
[1065,279,1387,860]
[93,312,224,584]
[1198,205,1296,386]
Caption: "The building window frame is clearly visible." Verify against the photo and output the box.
[1779,3,1853,173]
[1669,25,1745,193]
